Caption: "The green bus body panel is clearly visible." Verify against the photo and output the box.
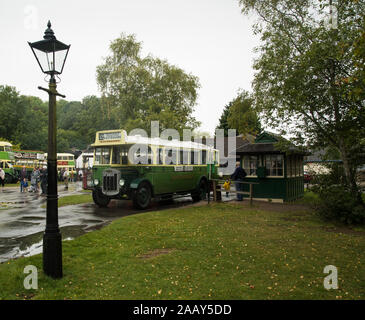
[0,151,13,161]
[92,165,213,197]
[0,151,16,179]
[129,178,153,193]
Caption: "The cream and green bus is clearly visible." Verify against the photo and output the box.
[89,130,219,209]
[0,141,16,182]
[44,153,76,176]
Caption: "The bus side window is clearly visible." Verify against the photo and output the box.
[166,148,176,165]
[112,146,121,164]
[202,150,206,164]
[179,149,184,165]
[158,148,164,165]
[179,148,189,165]
[148,147,153,165]
[190,149,196,165]
[122,147,128,165]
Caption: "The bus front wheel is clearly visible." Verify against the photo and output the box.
[92,189,110,208]
[133,182,152,210]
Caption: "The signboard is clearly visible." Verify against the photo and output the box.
[99,132,122,141]
[174,166,193,172]
[14,152,37,159]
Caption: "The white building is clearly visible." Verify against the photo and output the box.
[76,152,94,169]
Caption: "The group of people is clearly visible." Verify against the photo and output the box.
[19,166,48,194]
[19,166,75,193]
[0,165,84,192]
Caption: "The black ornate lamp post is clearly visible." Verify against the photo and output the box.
[28,21,70,278]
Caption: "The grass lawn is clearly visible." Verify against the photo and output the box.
[40,194,93,208]
[58,194,93,207]
[0,201,364,300]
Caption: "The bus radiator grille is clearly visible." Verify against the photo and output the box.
[103,174,118,192]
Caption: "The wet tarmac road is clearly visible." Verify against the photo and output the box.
[0,182,228,263]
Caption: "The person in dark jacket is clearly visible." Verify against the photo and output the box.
[230,161,247,201]
[40,167,48,195]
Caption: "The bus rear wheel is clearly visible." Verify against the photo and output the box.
[191,179,207,202]
[92,189,110,208]
[133,182,152,210]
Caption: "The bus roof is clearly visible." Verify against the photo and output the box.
[0,141,12,147]
[92,130,217,151]
[44,153,74,157]
[13,149,44,154]
[56,153,74,157]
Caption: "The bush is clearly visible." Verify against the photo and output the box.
[313,184,365,225]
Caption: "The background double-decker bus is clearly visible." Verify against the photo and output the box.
[88,129,220,209]
[12,149,46,179]
[0,141,17,183]
[45,153,76,179]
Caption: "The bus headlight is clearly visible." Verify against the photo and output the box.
[94,179,99,186]
[119,179,125,186]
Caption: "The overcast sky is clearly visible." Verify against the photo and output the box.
[0,0,260,135]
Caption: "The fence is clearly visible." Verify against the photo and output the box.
[209,179,259,206]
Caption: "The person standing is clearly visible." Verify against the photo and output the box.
[35,167,41,192]
[230,161,247,201]
[30,168,38,192]
[19,165,27,192]
[40,167,48,195]
[0,168,5,189]
[63,168,69,190]
[78,170,83,181]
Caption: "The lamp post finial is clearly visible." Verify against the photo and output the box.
[44,20,55,40]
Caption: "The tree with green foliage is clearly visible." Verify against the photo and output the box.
[0,85,48,151]
[96,33,201,134]
[227,90,261,136]
[216,90,261,136]
[0,85,24,140]
[238,0,365,205]
[15,95,48,151]
[215,101,232,137]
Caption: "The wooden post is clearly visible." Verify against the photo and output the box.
[216,182,222,201]
[213,180,217,201]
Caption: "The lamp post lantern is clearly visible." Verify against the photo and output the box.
[28,21,70,278]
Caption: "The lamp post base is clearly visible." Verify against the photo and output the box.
[43,232,63,278]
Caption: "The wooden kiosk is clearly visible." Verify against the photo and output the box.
[232,132,307,202]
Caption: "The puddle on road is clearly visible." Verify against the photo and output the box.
[20,216,45,221]
[0,185,204,263]
[0,224,107,263]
